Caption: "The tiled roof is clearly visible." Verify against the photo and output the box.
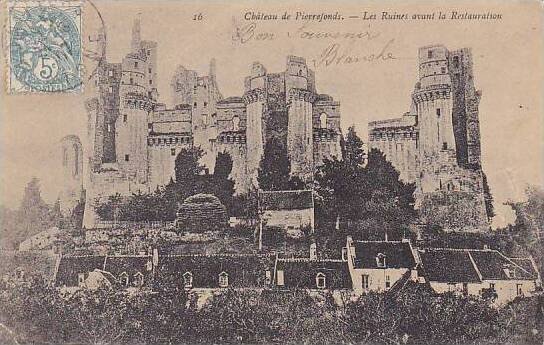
[259,190,313,211]
[418,249,481,283]
[156,254,275,289]
[418,248,539,283]
[55,256,106,287]
[353,241,416,269]
[276,258,352,289]
[470,251,536,280]
[510,258,539,278]
[104,255,153,280]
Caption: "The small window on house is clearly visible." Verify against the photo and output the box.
[149,67,152,73]
[149,79,153,85]
[463,283,468,295]
[219,272,229,287]
[123,114,127,122]
[134,272,144,287]
[441,67,446,74]
[516,284,523,296]
[316,273,326,289]
[109,86,113,93]
[436,108,441,117]
[376,253,386,268]
[385,275,391,289]
[183,272,193,288]
[130,77,134,84]
[108,70,114,77]
[489,283,495,290]
[119,272,129,286]
[125,154,130,162]
[428,50,433,59]
[78,273,85,286]
[277,270,284,286]
[147,50,150,56]
[204,102,208,107]
[265,270,271,285]
[107,124,112,132]
[194,102,197,107]
[362,274,370,289]
[341,247,348,262]
[171,148,176,156]
[134,61,138,68]
[442,142,448,150]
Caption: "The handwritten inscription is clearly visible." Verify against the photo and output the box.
[313,39,396,67]
[232,22,275,44]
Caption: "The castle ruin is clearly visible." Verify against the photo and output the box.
[79,19,342,228]
[368,45,489,232]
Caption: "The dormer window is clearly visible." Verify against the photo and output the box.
[119,272,129,287]
[183,272,193,288]
[316,272,326,289]
[503,266,516,278]
[134,272,144,287]
[219,272,229,287]
[341,247,348,262]
[376,253,386,268]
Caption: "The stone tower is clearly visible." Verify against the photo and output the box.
[285,56,315,182]
[116,19,155,185]
[287,88,315,182]
[59,135,84,216]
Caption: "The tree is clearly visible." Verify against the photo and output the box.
[482,172,495,219]
[212,151,236,214]
[175,146,206,182]
[342,125,366,169]
[257,137,304,191]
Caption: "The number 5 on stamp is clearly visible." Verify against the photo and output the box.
[7,2,83,93]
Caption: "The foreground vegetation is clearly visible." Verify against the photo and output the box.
[0,277,542,345]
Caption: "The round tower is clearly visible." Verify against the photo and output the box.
[117,49,152,185]
[412,45,456,159]
[287,88,315,183]
[243,88,266,187]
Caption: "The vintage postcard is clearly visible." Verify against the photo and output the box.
[0,0,543,344]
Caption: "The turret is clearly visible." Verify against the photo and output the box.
[287,88,315,183]
[243,88,266,187]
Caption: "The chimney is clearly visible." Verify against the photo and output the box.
[309,242,317,260]
[209,58,216,81]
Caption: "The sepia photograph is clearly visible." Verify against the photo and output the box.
[0,0,543,344]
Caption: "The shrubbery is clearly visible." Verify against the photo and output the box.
[1,278,542,345]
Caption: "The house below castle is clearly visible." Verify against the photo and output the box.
[52,238,541,306]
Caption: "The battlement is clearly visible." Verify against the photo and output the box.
[217,131,247,144]
[288,88,316,103]
[412,86,451,103]
[243,88,266,104]
[313,128,339,142]
[147,134,192,146]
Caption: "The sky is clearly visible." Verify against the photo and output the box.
[1,0,543,228]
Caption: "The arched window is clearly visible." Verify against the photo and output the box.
[119,272,129,287]
[376,253,386,268]
[219,272,229,288]
[319,113,327,129]
[62,148,68,167]
[73,144,79,176]
[316,272,326,289]
[232,115,240,131]
[183,272,193,288]
[134,272,144,287]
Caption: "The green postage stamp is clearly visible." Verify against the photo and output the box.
[7,1,82,93]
